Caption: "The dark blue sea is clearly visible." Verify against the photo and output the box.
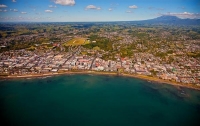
[0,74,200,126]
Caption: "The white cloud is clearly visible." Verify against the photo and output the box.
[0,9,7,12]
[54,0,75,6]
[129,5,138,9]
[12,0,16,2]
[13,9,18,12]
[21,12,27,14]
[163,12,200,19]
[45,10,53,13]
[85,5,101,10]
[126,10,132,13]
[108,8,112,11]
[0,4,7,8]
[49,5,57,8]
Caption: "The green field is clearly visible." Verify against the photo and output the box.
[63,38,90,46]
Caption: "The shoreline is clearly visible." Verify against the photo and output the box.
[0,71,200,91]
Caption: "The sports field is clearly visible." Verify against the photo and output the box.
[63,38,90,46]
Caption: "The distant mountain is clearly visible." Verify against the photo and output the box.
[153,15,180,21]
[132,15,200,25]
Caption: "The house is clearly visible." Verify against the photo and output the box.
[51,69,58,72]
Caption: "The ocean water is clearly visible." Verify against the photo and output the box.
[0,74,200,126]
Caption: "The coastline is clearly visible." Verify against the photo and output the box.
[0,71,200,91]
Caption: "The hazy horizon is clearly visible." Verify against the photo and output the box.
[0,0,200,22]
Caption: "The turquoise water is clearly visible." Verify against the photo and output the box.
[0,74,200,126]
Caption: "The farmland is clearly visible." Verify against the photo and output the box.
[63,38,90,46]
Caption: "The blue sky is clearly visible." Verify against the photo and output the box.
[0,0,200,22]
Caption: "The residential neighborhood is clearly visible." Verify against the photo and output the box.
[0,22,200,86]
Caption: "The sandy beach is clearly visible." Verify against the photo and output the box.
[1,71,200,91]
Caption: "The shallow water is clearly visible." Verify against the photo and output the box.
[0,74,200,126]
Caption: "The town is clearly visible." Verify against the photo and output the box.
[0,22,200,86]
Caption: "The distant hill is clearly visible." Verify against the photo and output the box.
[132,15,200,25]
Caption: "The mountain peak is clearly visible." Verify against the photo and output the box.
[138,15,200,25]
[154,15,180,21]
